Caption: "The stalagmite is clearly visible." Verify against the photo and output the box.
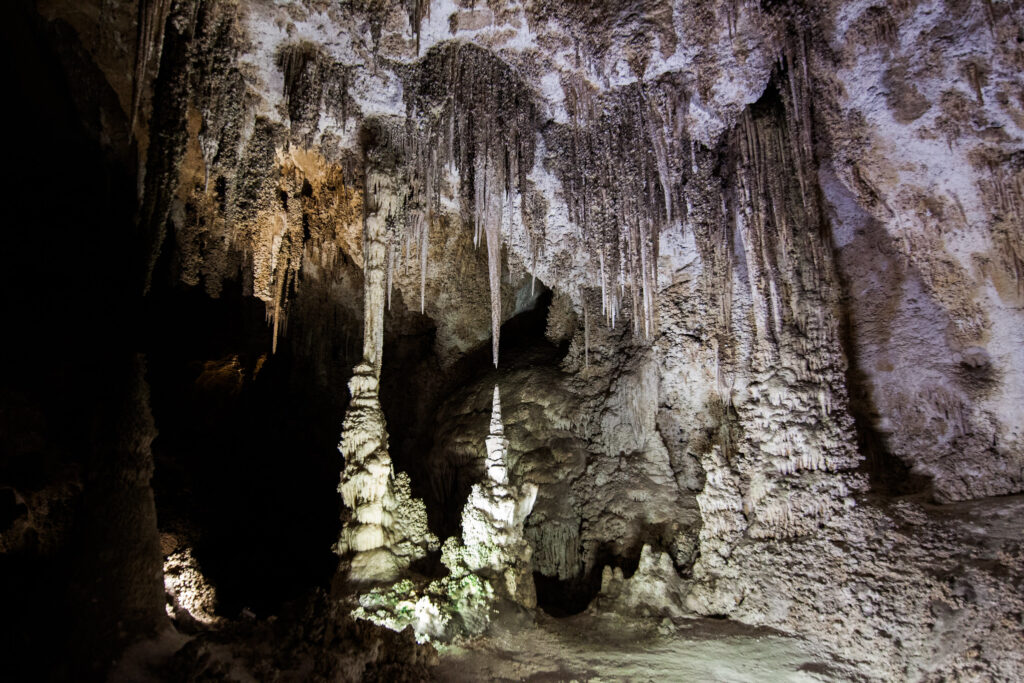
[455,385,538,606]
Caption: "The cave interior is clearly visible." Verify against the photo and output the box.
[2,0,1023,681]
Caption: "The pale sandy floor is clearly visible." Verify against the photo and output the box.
[435,612,862,682]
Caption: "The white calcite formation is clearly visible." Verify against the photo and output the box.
[336,136,437,583]
[351,385,537,642]
[454,385,538,607]
[335,362,437,583]
[592,544,689,621]
[163,547,220,626]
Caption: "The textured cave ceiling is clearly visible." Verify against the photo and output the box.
[1,0,1023,680]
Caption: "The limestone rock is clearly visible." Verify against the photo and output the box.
[592,544,689,620]
[163,547,220,627]
[452,385,538,609]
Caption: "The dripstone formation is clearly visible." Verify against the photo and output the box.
[3,0,1023,680]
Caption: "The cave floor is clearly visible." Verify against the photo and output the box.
[435,611,860,682]
[434,494,1024,682]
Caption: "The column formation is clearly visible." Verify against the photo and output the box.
[336,135,435,583]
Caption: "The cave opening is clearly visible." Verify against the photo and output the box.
[533,519,688,618]
[534,545,644,618]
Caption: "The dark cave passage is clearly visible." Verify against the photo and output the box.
[534,534,671,618]
[144,270,560,613]
[145,280,347,618]
[533,573,605,618]
[143,274,561,613]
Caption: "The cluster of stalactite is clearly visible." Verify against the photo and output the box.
[384,46,701,366]
[140,6,702,364]
[976,147,1024,298]
[731,38,836,371]
[277,41,356,145]
[400,42,541,366]
[138,0,368,356]
[389,46,699,367]
[547,73,692,342]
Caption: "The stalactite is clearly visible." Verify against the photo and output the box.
[547,74,689,341]
[599,248,607,320]
[404,0,430,55]
[583,297,590,369]
[271,278,283,355]
[363,153,394,377]
[263,212,296,355]
[277,41,355,143]
[386,238,395,310]
[486,202,502,367]
[403,43,539,367]
[131,0,173,138]
[531,251,538,296]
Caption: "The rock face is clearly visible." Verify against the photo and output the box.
[163,545,220,626]
[6,0,1024,680]
[818,0,1024,502]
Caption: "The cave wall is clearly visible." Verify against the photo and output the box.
[3,1,166,678]
[817,0,1024,501]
